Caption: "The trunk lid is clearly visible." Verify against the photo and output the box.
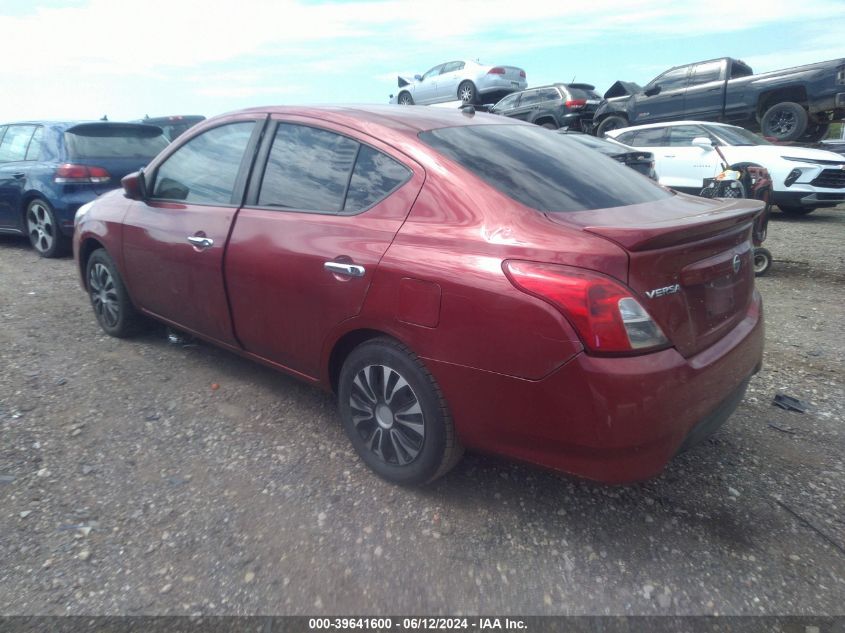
[546,193,762,357]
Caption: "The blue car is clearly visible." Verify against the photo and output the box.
[0,121,168,257]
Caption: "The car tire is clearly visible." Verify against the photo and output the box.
[753,247,772,277]
[85,248,146,338]
[25,198,68,258]
[761,102,808,142]
[778,205,815,216]
[595,115,628,137]
[337,337,463,485]
[457,81,478,104]
[398,91,414,106]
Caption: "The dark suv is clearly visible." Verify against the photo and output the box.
[489,83,601,131]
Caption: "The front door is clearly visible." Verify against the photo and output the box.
[632,66,690,124]
[121,118,263,345]
[0,125,37,229]
[224,117,424,378]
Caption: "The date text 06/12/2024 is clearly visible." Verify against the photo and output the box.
[307,618,528,630]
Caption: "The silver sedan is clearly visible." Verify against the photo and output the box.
[393,59,527,106]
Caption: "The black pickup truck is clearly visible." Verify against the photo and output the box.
[592,57,845,142]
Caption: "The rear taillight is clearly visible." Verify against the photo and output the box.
[565,99,587,109]
[503,261,669,355]
[519,70,526,78]
[487,67,506,75]
[54,164,111,184]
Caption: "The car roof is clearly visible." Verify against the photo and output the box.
[0,120,159,131]
[612,120,737,133]
[232,104,525,137]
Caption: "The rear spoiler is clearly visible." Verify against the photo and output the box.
[603,80,643,99]
[569,83,596,91]
[65,122,164,137]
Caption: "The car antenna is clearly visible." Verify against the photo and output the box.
[100,114,108,121]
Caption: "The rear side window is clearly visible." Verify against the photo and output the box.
[344,146,411,213]
[566,87,601,100]
[667,125,711,146]
[65,124,168,160]
[690,61,723,85]
[0,125,36,162]
[25,127,43,161]
[152,122,255,204]
[258,123,410,214]
[420,125,672,212]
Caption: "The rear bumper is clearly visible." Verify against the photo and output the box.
[477,77,527,94]
[426,290,764,483]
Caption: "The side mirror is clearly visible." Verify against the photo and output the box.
[691,136,715,150]
[414,74,422,81]
[121,170,146,200]
[644,84,661,97]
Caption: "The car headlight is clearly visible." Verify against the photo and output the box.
[781,156,822,165]
[75,201,95,225]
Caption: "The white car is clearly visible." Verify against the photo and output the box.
[606,121,845,215]
[391,59,527,106]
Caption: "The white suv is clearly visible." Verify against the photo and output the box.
[607,121,845,215]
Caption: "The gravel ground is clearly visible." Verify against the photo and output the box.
[0,205,843,616]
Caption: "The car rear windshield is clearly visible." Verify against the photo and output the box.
[567,87,601,100]
[64,124,169,159]
[419,125,671,212]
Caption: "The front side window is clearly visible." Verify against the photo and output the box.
[420,125,672,212]
[494,93,521,111]
[0,125,36,162]
[441,61,464,74]
[422,65,443,81]
[152,122,254,204]
[652,67,689,92]
[626,128,668,147]
[258,124,410,214]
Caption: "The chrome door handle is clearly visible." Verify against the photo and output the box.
[187,236,214,249]
[324,261,365,277]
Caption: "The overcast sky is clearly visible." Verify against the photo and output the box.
[1,0,844,122]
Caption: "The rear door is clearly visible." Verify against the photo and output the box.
[508,89,541,121]
[224,116,424,378]
[121,116,264,344]
[660,125,721,189]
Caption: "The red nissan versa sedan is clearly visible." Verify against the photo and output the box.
[73,106,764,485]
